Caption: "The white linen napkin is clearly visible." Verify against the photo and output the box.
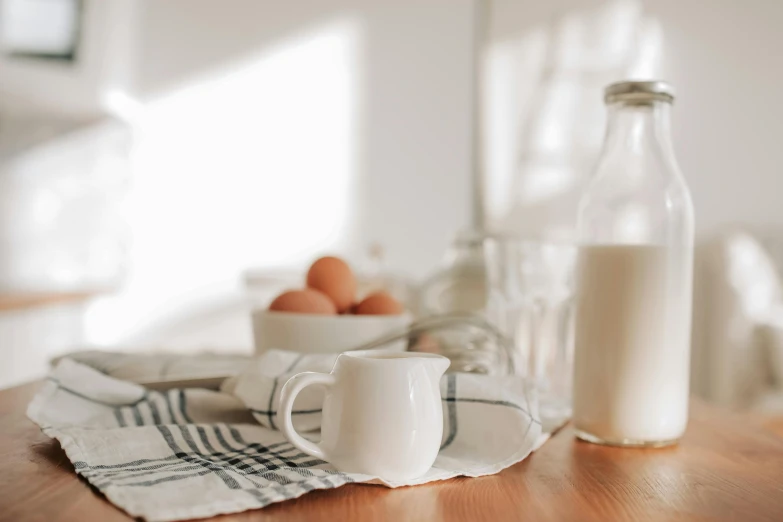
[28,350,544,522]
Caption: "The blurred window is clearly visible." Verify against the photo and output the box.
[0,0,82,61]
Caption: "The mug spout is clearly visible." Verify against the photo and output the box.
[425,356,450,381]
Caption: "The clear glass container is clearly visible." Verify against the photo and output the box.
[484,238,577,432]
[417,230,511,374]
[572,81,694,447]
[419,230,487,316]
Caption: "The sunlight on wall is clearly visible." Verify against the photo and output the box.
[483,0,662,241]
[85,19,361,345]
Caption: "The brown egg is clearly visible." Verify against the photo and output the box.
[306,256,356,313]
[354,291,405,315]
[268,289,337,315]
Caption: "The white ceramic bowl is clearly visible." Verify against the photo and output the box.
[252,310,412,355]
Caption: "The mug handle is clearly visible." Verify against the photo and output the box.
[277,372,336,461]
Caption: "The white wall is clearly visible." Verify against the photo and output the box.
[9,0,780,286]
[650,0,783,236]
[82,0,476,344]
[484,0,783,241]
[3,0,783,352]
[129,0,474,279]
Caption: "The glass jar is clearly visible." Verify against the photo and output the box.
[572,81,694,447]
[484,238,577,431]
[417,230,512,374]
[419,230,488,316]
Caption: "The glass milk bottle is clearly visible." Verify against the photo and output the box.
[573,81,694,447]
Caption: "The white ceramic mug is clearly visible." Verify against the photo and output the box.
[277,350,450,481]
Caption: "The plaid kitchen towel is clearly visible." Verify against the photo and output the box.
[51,349,253,385]
[28,350,544,522]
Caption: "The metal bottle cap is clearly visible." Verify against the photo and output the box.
[604,80,675,104]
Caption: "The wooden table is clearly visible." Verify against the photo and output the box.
[0,291,97,312]
[2,382,783,522]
